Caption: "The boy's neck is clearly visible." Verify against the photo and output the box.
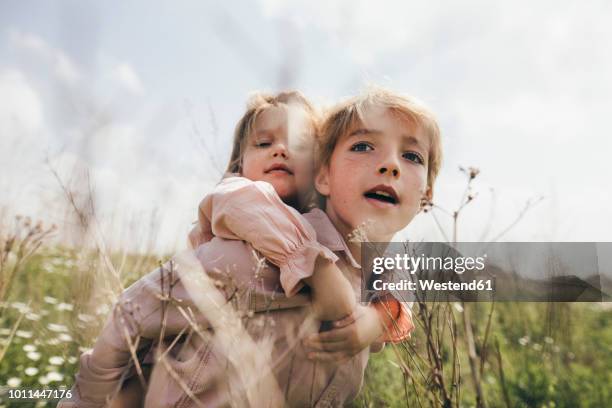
[323,205,393,261]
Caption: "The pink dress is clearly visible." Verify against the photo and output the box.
[59,177,413,407]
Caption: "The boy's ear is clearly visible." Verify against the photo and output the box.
[425,186,433,202]
[315,165,331,197]
[420,186,433,211]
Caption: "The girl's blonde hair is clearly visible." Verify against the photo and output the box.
[226,91,319,174]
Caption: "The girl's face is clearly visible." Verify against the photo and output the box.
[242,105,315,207]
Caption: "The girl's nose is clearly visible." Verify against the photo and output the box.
[272,143,289,159]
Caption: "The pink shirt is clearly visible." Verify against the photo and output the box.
[59,178,413,407]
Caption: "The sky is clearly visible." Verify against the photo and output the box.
[1,0,611,252]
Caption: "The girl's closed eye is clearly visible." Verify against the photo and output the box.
[350,142,374,152]
[402,151,424,165]
[255,140,272,148]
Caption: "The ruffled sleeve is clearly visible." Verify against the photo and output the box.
[372,297,414,343]
[197,176,338,296]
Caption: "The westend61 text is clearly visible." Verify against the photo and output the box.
[372,279,494,292]
[372,254,487,275]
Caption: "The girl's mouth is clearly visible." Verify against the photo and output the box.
[265,163,294,175]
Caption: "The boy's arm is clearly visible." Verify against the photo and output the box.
[373,298,414,343]
[194,176,340,298]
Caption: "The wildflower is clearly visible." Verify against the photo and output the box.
[46,371,64,382]
[43,296,58,304]
[453,302,464,313]
[25,312,41,321]
[544,336,554,344]
[58,333,73,342]
[47,323,68,333]
[11,302,30,313]
[27,351,41,361]
[38,375,50,385]
[460,166,481,180]
[16,330,33,338]
[49,356,64,365]
[518,336,530,346]
[23,344,37,352]
[67,356,78,364]
[7,377,21,387]
[25,367,39,376]
[56,303,74,311]
[533,343,542,351]
[46,338,61,346]
[0,328,11,335]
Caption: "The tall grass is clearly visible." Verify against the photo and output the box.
[1,168,610,407]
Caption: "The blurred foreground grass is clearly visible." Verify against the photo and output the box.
[1,247,611,407]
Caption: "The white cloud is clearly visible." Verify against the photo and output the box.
[114,63,144,95]
[259,0,444,64]
[0,68,43,134]
[9,29,81,85]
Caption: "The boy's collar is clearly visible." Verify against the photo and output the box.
[304,209,361,269]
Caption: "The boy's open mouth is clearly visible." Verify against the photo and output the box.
[363,186,399,205]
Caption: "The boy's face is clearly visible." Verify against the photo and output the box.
[316,105,431,241]
[242,105,314,205]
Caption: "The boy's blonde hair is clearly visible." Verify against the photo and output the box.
[317,87,442,196]
[226,91,319,174]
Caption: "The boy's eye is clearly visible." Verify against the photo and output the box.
[350,142,374,152]
[403,151,424,164]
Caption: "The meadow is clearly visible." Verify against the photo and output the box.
[0,215,610,408]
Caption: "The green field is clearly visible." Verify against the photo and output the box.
[1,226,611,407]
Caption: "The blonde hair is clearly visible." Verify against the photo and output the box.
[226,91,319,174]
[317,87,442,195]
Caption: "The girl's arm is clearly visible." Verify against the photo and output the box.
[190,176,356,320]
[190,177,346,296]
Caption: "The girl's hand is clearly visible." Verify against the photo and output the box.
[303,304,384,362]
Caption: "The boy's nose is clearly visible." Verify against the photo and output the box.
[378,156,400,178]
[379,166,399,177]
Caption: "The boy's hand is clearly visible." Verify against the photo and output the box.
[303,304,384,362]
